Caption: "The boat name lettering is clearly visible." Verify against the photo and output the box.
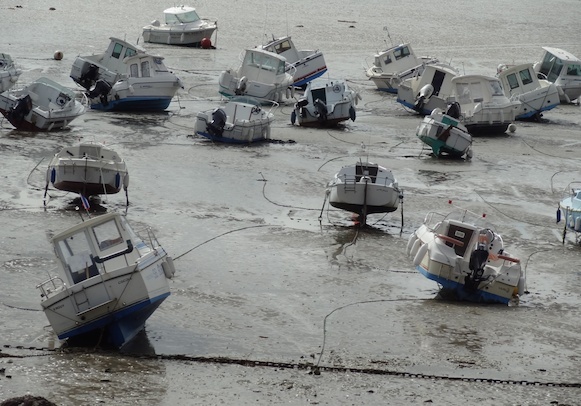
[52,304,64,311]
[117,277,131,285]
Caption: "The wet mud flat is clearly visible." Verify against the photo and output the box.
[1,79,581,404]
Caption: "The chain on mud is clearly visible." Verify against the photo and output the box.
[2,344,580,388]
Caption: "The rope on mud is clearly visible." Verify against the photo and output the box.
[173,224,275,261]
[258,172,321,211]
[474,190,550,228]
[2,343,579,388]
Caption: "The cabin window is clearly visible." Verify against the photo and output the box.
[547,59,563,82]
[394,46,410,60]
[506,73,520,89]
[112,43,124,59]
[519,69,533,85]
[124,48,137,59]
[130,63,138,77]
[566,64,581,76]
[57,231,99,284]
[166,9,200,24]
[92,219,124,252]
[141,61,151,77]
[274,41,292,54]
[489,80,504,96]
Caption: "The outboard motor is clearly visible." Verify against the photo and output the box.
[78,64,100,90]
[314,98,328,122]
[87,79,112,106]
[446,101,461,119]
[296,98,309,118]
[413,84,434,113]
[464,229,494,292]
[206,108,227,137]
[8,95,33,124]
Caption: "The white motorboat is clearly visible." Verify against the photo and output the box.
[397,63,458,115]
[325,161,402,225]
[557,182,581,244]
[450,75,520,135]
[260,35,327,87]
[44,142,129,207]
[218,48,295,103]
[533,47,581,104]
[365,42,439,93]
[290,79,359,127]
[194,97,276,144]
[0,53,22,92]
[416,108,473,159]
[407,206,526,304]
[497,63,560,120]
[0,77,85,131]
[70,37,182,111]
[142,5,217,47]
[36,212,175,348]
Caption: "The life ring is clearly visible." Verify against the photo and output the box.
[497,254,520,263]
[436,234,464,247]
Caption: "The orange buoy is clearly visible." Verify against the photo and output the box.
[200,38,212,49]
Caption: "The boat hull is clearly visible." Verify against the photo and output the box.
[328,183,400,215]
[142,27,216,46]
[291,53,327,87]
[89,96,173,112]
[416,115,472,157]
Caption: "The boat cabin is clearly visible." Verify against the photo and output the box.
[307,80,347,105]
[163,6,201,25]
[262,36,302,63]
[451,75,506,107]
[536,47,581,83]
[497,63,541,97]
[26,77,75,110]
[52,213,147,286]
[373,43,422,74]
[239,49,287,82]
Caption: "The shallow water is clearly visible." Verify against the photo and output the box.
[1,1,581,405]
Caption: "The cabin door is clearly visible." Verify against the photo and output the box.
[431,70,446,96]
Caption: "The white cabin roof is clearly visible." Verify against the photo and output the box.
[164,5,196,15]
[542,47,581,63]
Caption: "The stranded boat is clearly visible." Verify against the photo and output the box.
[407,206,525,304]
[142,5,217,47]
[36,212,175,348]
[44,142,129,207]
[0,53,22,92]
[365,42,439,93]
[291,79,359,127]
[194,97,276,144]
[533,47,581,104]
[497,63,560,120]
[416,107,473,159]
[260,35,327,87]
[218,48,295,103]
[325,161,402,225]
[0,77,85,131]
[70,37,182,111]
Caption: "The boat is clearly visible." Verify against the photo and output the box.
[397,63,458,115]
[449,75,520,135]
[325,161,402,225]
[290,79,359,127]
[496,63,560,120]
[0,77,85,131]
[0,53,22,92]
[70,37,182,111]
[260,35,327,87]
[416,107,473,159]
[407,206,526,304]
[533,47,581,104]
[44,142,129,207]
[218,48,295,103]
[142,5,217,47]
[36,212,175,348]
[365,43,439,93]
[557,182,581,243]
[194,97,276,144]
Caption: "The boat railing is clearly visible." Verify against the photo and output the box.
[37,275,66,299]
[341,174,395,187]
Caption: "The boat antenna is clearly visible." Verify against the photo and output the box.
[383,26,393,47]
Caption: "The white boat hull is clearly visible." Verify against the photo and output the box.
[143,26,216,46]
[416,112,472,157]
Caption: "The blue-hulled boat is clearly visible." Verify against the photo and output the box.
[37,212,175,348]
